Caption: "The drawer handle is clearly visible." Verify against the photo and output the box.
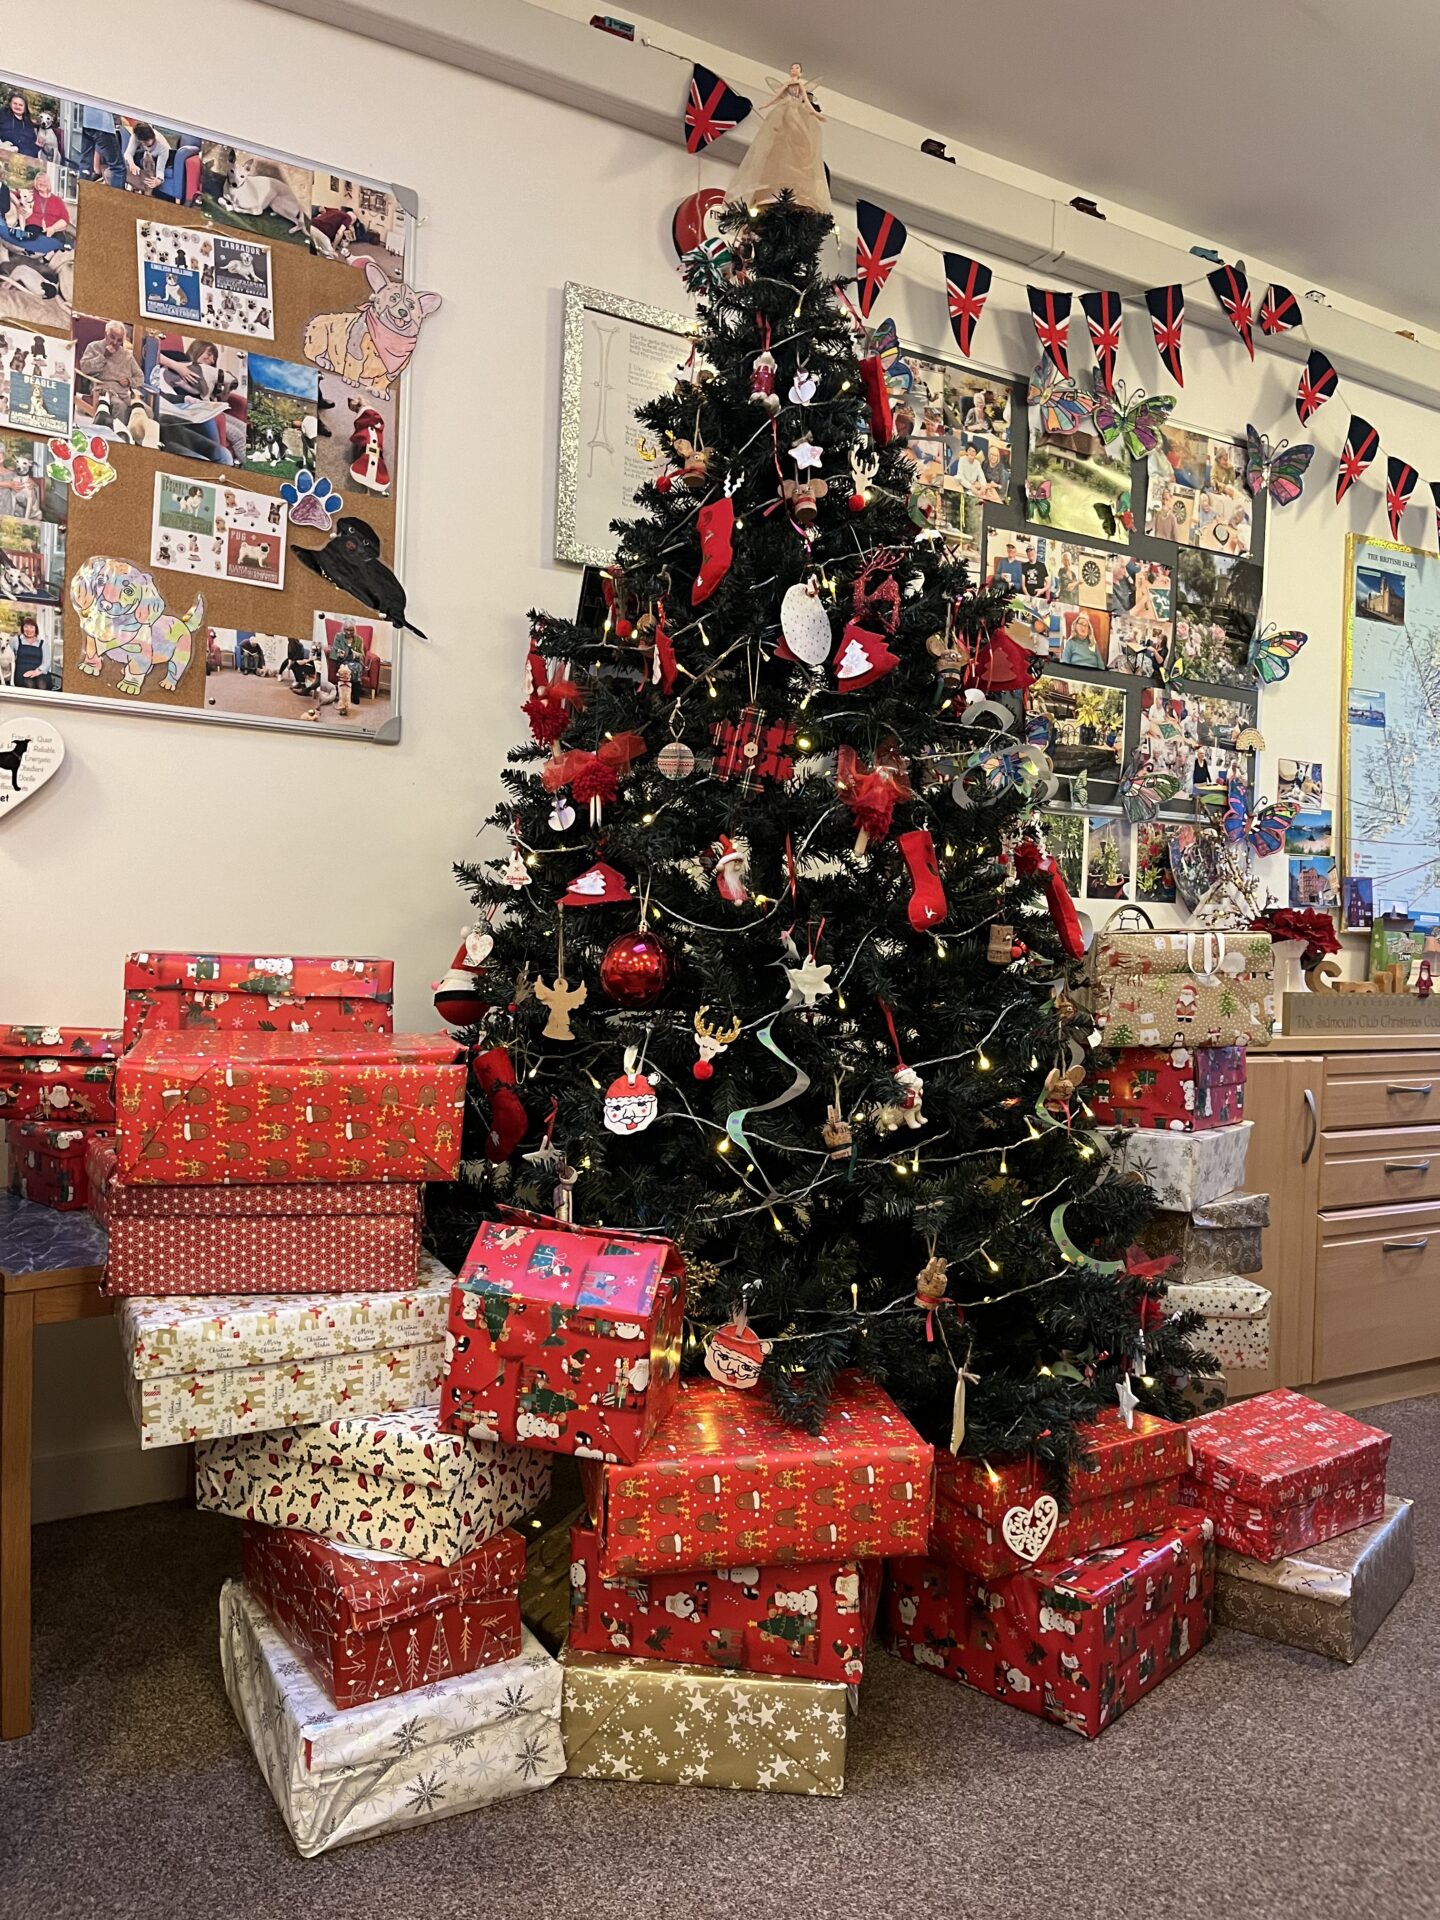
[1386,1083,1434,1095]
[1383,1238,1430,1253]
[1384,1160,1432,1173]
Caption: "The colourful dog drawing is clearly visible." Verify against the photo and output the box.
[303,258,441,398]
[69,556,203,696]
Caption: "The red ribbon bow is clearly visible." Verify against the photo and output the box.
[835,743,912,853]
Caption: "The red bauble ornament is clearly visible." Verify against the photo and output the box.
[848,491,867,513]
[693,1058,715,1082]
[599,930,675,1008]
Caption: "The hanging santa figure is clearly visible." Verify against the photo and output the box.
[704,1312,773,1390]
[348,408,391,495]
[602,1048,660,1135]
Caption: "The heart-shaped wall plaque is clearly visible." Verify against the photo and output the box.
[0,716,64,819]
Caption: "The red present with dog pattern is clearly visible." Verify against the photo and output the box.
[122,952,394,1050]
[115,1030,464,1184]
[580,1372,933,1578]
[242,1521,524,1709]
[0,1056,116,1124]
[932,1409,1190,1577]
[439,1214,685,1465]
[1087,1044,1246,1133]
[12,1124,110,1210]
[1181,1389,1390,1561]
[887,1507,1215,1738]
[567,1523,880,1682]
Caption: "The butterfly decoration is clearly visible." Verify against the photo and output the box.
[1090,379,1176,460]
[1248,624,1309,686]
[1094,493,1135,540]
[1217,776,1297,859]
[1117,753,1183,823]
[870,318,915,400]
[1244,423,1314,508]
[1027,357,1094,437]
[1026,478,1053,521]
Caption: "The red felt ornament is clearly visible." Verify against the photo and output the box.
[599,929,675,1009]
[470,1046,528,1160]
[835,743,912,854]
[857,353,893,444]
[1013,838,1085,960]
[898,827,948,929]
[692,495,735,605]
[971,624,1040,695]
[543,732,645,825]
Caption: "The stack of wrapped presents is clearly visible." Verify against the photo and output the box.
[1086,923,1276,1378]
[1,1025,120,1208]
[439,1215,934,1795]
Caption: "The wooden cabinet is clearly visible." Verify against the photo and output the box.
[1235,1054,1321,1396]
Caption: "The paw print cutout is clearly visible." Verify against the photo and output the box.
[280,469,343,531]
[47,430,116,501]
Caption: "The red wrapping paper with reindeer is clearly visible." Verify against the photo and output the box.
[12,1124,111,1210]
[579,1372,933,1578]
[887,1507,1215,1739]
[122,951,394,1050]
[1087,1044,1246,1132]
[114,1031,465,1184]
[567,1523,880,1682]
[241,1521,524,1709]
[931,1409,1191,1577]
[439,1214,685,1466]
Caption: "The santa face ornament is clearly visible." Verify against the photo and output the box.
[703,1313,773,1389]
[603,1048,660,1135]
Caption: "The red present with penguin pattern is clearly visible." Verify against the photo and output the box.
[887,1507,1215,1738]
[580,1372,933,1577]
[1087,1043,1246,1132]
[1181,1389,1391,1561]
[114,1030,465,1184]
[567,1523,881,1682]
[13,1124,110,1209]
[122,952,394,1050]
[241,1521,524,1708]
[438,1214,685,1466]
[931,1409,1191,1577]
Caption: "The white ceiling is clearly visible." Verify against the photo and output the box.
[635,0,1438,326]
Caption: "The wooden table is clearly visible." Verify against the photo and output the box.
[0,1192,108,1739]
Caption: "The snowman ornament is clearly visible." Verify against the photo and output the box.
[603,1046,661,1135]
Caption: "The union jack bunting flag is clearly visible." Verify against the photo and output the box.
[1207,263,1254,358]
[684,63,752,152]
[1336,415,1379,504]
[1386,456,1418,537]
[1259,283,1302,336]
[1296,349,1339,424]
[942,251,993,357]
[1143,284,1186,386]
[1027,287,1073,377]
[712,705,796,792]
[1079,290,1123,395]
[855,201,908,318]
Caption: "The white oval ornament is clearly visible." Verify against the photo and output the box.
[778,580,832,667]
[1001,1494,1060,1563]
[0,716,64,820]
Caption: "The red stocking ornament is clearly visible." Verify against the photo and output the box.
[898,827,948,929]
[857,354,893,444]
[471,1046,528,1160]
[692,495,735,606]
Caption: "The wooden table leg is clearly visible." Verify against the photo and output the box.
[1,1287,35,1740]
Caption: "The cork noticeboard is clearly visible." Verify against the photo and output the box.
[0,71,418,743]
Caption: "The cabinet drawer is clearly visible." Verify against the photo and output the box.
[1324,1054,1440,1129]
[1315,1203,1440,1377]
[1320,1125,1440,1208]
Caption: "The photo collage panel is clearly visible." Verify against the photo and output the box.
[204,609,396,735]
[983,526,1175,678]
[0,419,66,686]
[889,344,1013,574]
[1146,424,1253,557]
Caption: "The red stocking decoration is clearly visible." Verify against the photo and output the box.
[898,827,948,929]
[471,1046,528,1160]
[1013,839,1085,959]
[692,496,735,606]
[857,354,893,445]
[651,613,678,694]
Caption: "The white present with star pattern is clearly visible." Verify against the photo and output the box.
[221,1581,563,1856]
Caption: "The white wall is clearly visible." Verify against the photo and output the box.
[10,0,1439,1515]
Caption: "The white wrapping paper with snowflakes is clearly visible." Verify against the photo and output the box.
[1106,1121,1252,1210]
[220,1582,563,1856]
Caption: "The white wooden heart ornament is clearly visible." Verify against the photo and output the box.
[1001,1494,1059,1563]
[0,716,64,819]
[463,927,494,966]
[778,579,832,667]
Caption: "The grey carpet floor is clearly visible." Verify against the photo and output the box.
[3,1399,1438,1920]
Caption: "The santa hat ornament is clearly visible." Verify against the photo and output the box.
[703,1311,773,1390]
[559,863,635,908]
[602,1047,660,1136]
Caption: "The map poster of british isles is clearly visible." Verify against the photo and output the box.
[1344,534,1440,918]
[137,222,275,341]
[151,471,287,589]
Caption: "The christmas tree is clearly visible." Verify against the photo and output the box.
[430,189,1214,1470]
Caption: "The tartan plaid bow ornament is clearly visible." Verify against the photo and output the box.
[711,705,796,792]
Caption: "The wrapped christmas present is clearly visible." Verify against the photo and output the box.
[118,1254,453,1449]
[1182,1389,1390,1560]
[1167,1275,1271,1370]
[1107,1120,1252,1210]
[0,1025,120,1059]
[1086,923,1274,1049]
[196,1405,551,1564]
[114,1030,465,1184]
[562,1647,849,1794]
[13,1124,109,1210]
[579,1371,932,1577]
[520,1483,587,1655]
[569,1523,880,1682]
[888,1507,1215,1739]
[931,1408,1189,1576]
[1215,1495,1413,1661]
[0,1056,115,1125]
[123,951,393,1049]
[242,1521,524,1708]
[440,1212,685,1465]
[1139,1190,1268,1277]
[90,1141,423,1296]
[1088,1043,1245,1132]
[221,1583,562,1857]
